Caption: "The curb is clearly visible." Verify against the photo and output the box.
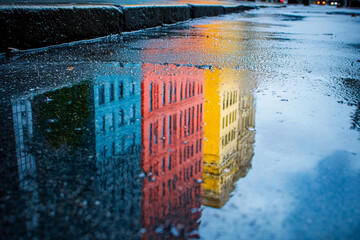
[0,4,258,52]
[121,5,191,31]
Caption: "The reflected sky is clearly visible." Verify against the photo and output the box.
[1,5,360,240]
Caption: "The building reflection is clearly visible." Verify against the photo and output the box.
[92,63,143,238]
[140,63,204,239]
[0,62,208,239]
[202,68,255,208]
[10,97,36,190]
[1,81,96,238]
[0,96,39,237]
[0,59,254,238]
[94,62,142,160]
[0,63,144,239]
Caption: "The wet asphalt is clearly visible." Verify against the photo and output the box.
[1,5,360,240]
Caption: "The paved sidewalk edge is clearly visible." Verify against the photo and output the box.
[0,4,259,53]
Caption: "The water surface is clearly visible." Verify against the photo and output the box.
[1,5,360,240]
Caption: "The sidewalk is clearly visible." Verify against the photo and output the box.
[0,2,285,53]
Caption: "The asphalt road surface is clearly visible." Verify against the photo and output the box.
[1,5,360,240]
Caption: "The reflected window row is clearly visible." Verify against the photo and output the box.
[221,129,237,148]
[179,160,202,183]
[149,81,203,112]
[98,81,136,106]
[147,106,203,155]
[239,109,255,134]
[239,96,252,109]
[148,162,201,205]
[147,185,200,225]
[99,106,137,134]
[98,133,137,160]
[222,109,237,129]
[148,139,202,175]
[222,91,238,110]
[11,99,36,188]
[179,139,202,165]
[180,104,203,137]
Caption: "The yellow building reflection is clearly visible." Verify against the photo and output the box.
[202,67,255,208]
[195,18,256,208]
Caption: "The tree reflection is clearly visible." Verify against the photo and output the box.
[33,82,92,149]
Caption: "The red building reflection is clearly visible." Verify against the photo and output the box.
[141,63,204,239]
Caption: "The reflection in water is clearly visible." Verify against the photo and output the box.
[141,63,204,239]
[94,63,142,159]
[11,97,36,191]
[286,150,360,239]
[194,18,256,208]
[202,68,255,208]
[92,63,143,239]
[0,64,144,239]
[33,82,92,149]
[339,78,360,138]
[0,61,255,239]
[6,97,39,236]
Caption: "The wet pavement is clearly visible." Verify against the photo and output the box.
[1,5,360,240]
[0,0,247,6]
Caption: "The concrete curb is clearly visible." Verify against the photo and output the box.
[0,6,122,52]
[121,5,191,32]
[0,4,258,52]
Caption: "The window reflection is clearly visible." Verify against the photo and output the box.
[0,61,255,239]
[141,63,204,239]
[202,68,256,208]
[11,98,36,191]
[1,63,144,239]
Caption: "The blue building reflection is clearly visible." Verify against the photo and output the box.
[94,62,142,160]
[0,62,143,240]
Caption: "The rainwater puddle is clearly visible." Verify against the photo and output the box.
[1,5,360,240]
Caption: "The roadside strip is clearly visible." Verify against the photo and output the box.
[0,4,258,52]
